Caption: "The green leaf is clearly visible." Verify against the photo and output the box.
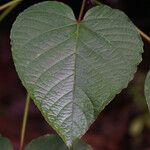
[10,1,143,147]
[73,139,92,150]
[0,135,13,150]
[145,71,150,110]
[25,134,92,150]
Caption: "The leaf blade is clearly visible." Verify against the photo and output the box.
[10,1,143,147]
[25,134,92,150]
[0,135,13,150]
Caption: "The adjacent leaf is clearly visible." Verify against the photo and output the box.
[73,139,92,150]
[25,135,68,150]
[145,71,150,110]
[10,1,143,147]
[25,134,92,150]
[0,135,13,150]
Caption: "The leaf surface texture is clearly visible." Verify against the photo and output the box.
[11,1,143,147]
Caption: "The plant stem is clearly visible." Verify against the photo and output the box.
[136,28,150,43]
[0,0,20,11]
[0,0,22,22]
[19,94,30,150]
[78,0,87,22]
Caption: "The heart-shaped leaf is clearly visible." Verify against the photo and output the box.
[0,135,13,150]
[25,134,92,150]
[10,1,143,147]
[145,71,150,111]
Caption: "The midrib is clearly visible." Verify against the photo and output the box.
[69,22,80,146]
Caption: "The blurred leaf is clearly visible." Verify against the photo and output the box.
[129,73,148,111]
[145,71,150,111]
[129,115,144,137]
[10,1,143,147]
[129,113,150,138]
[0,135,13,150]
[25,134,92,150]
[73,139,93,150]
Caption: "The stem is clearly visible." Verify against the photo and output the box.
[78,0,87,22]
[0,0,20,11]
[0,0,22,23]
[136,28,150,43]
[19,94,30,150]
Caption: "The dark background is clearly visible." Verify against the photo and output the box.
[0,0,150,149]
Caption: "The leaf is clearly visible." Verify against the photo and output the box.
[73,139,92,150]
[145,71,150,111]
[10,1,143,147]
[0,135,13,150]
[25,134,92,150]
